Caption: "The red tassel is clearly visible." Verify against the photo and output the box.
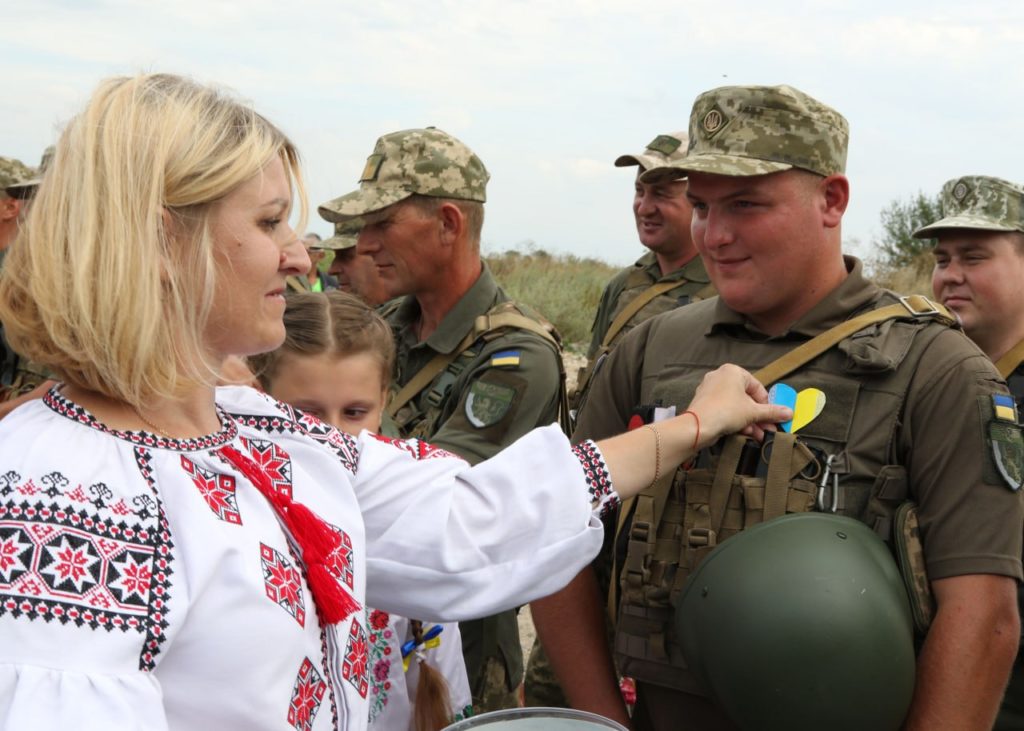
[218,445,360,625]
[308,563,361,624]
[285,501,341,562]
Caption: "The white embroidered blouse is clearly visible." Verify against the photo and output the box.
[0,386,616,731]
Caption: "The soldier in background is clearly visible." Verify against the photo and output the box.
[317,221,391,307]
[915,175,1024,731]
[527,132,715,709]
[541,85,1022,730]
[318,127,566,713]
[572,132,714,413]
[0,156,34,254]
[1,150,56,417]
[286,232,338,293]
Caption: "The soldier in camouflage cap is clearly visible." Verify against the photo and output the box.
[919,176,1024,731]
[318,127,487,221]
[641,84,848,181]
[1,157,34,254]
[543,85,1022,731]
[915,175,1024,238]
[318,129,566,715]
[6,146,54,199]
[316,220,390,306]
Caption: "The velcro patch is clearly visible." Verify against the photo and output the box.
[488,350,521,368]
[990,420,1024,492]
[465,380,516,428]
[360,154,384,182]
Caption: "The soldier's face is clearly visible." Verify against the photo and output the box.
[633,177,694,257]
[357,201,443,299]
[329,248,390,307]
[932,232,1024,353]
[688,170,835,333]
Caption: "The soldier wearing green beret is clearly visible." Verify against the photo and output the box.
[319,128,568,714]
[540,85,1023,730]
[916,175,1024,731]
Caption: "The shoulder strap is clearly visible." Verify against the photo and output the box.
[995,339,1024,379]
[601,280,682,350]
[385,307,563,419]
[752,295,954,387]
[691,282,717,302]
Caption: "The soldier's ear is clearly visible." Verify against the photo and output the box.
[820,174,849,229]
[437,201,465,246]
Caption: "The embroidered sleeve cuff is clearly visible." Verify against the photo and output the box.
[572,440,620,519]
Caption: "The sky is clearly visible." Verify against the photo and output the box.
[4,0,1024,266]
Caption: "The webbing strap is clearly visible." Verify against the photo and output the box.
[751,296,954,387]
[708,435,744,537]
[386,331,476,418]
[385,310,562,419]
[995,339,1024,379]
[763,432,796,520]
[601,281,682,350]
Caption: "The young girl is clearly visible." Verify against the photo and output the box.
[251,291,473,730]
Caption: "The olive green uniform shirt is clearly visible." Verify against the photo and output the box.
[586,252,712,360]
[387,264,562,698]
[579,257,1023,584]
[578,257,1023,727]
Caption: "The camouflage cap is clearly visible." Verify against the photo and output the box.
[640,85,849,182]
[5,146,54,198]
[614,131,689,174]
[912,176,1024,239]
[318,128,489,222]
[0,156,34,195]
[315,220,363,251]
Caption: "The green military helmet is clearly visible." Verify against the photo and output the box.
[674,513,915,730]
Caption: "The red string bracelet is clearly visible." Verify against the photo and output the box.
[682,409,701,452]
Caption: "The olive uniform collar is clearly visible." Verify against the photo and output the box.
[393,262,502,355]
[708,256,882,339]
[635,250,711,285]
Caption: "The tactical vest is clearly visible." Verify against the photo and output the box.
[572,271,715,416]
[387,300,570,440]
[612,296,954,693]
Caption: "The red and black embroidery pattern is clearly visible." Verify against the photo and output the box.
[230,404,359,475]
[288,656,327,731]
[180,456,242,525]
[240,437,292,499]
[572,440,619,518]
[260,542,306,627]
[369,433,460,461]
[44,388,237,451]
[0,457,173,673]
[324,523,355,590]
[342,616,369,698]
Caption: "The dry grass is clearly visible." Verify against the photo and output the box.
[485,248,619,349]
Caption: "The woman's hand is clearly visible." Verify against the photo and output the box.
[687,364,791,446]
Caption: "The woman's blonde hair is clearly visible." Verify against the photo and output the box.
[249,290,395,391]
[0,72,306,406]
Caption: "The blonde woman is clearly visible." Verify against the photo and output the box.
[0,73,788,730]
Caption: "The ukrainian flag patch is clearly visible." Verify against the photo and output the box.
[489,350,521,368]
[993,394,1018,423]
